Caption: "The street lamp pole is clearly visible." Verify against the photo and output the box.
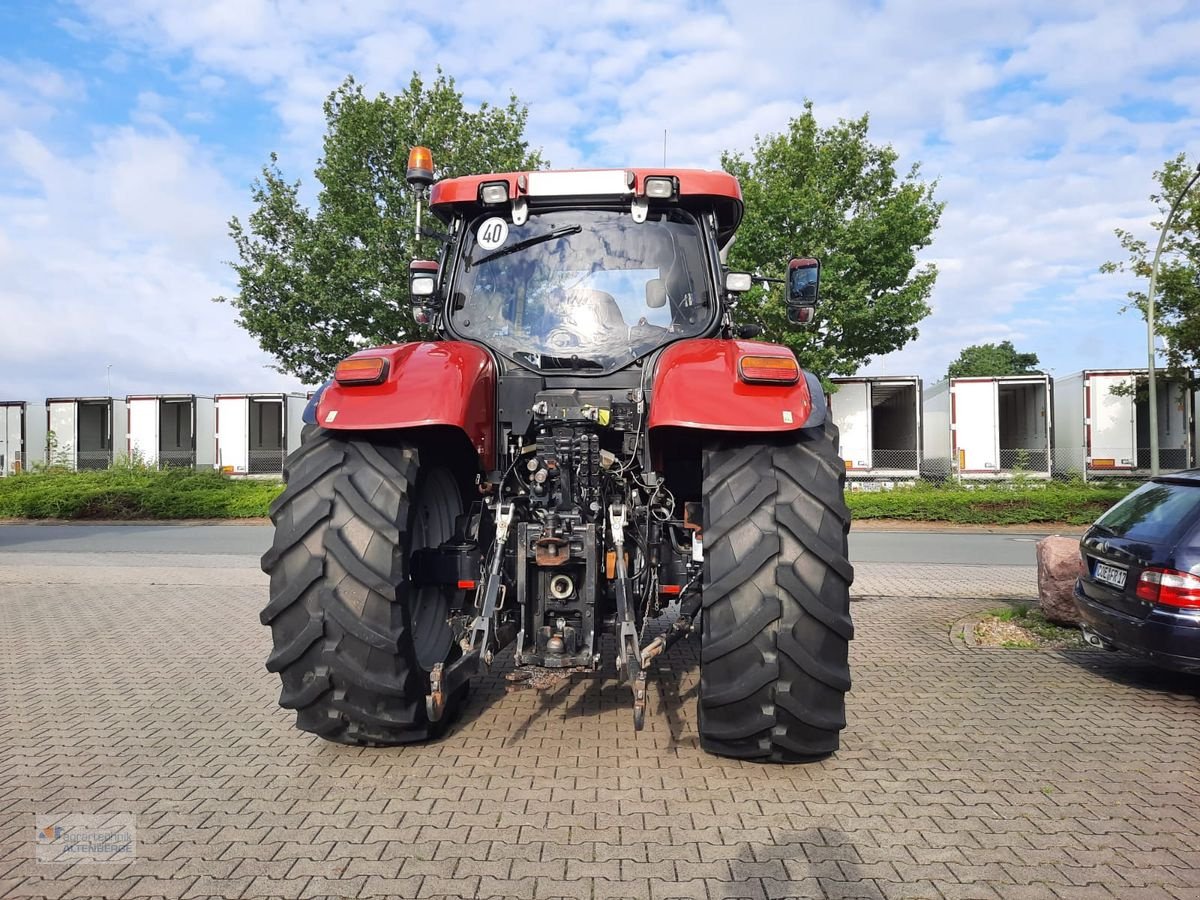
[1145,162,1200,477]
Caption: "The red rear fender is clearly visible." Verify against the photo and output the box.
[648,339,816,432]
[317,342,495,467]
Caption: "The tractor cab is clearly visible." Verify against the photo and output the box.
[410,164,747,374]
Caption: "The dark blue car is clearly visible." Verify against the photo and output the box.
[1076,472,1200,673]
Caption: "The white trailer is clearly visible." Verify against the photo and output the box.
[829,377,922,478]
[924,376,1053,479]
[127,395,216,469]
[216,393,307,475]
[921,380,954,478]
[45,397,128,470]
[1053,370,1193,475]
[0,402,47,475]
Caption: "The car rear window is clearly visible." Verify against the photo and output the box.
[1094,480,1200,544]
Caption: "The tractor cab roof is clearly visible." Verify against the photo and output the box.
[429,168,743,246]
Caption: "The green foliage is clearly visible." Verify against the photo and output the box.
[946,340,1041,379]
[990,602,1032,622]
[0,467,282,520]
[984,603,1084,648]
[1102,152,1200,386]
[220,70,543,383]
[721,102,943,376]
[846,480,1134,525]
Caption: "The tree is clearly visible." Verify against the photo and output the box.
[220,71,542,383]
[721,101,942,377]
[946,341,1041,378]
[1102,152,1200,385]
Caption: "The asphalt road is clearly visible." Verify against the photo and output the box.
[0,523,1051,565]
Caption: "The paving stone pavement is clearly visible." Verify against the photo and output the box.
[1,552,1198,900]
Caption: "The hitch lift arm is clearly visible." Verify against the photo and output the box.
[609,504,647,730]
[427,503,515,722]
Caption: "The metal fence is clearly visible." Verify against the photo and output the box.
[157,450,197,469]
[870,449,920,471]
[248,449,285,475]
[76,450,114,471]
[848,447,1185,485]
[998,448,1050,473]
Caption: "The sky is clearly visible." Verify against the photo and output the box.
[1,0,1198,401]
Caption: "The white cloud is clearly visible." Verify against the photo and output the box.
[2,0,1198,402]
[0,120,304,400]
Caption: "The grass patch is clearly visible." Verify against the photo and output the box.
[846,480,1135,525]
[975,602,1086,650]
[0,466,283,520]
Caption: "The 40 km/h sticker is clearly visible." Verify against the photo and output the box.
[476,217,509,251]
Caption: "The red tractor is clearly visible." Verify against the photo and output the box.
[260,148,854,762]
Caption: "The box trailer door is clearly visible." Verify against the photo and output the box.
[0,406,19,475]
[49,402,76,469]
[1151,379,1190,470]
[832,382,871,470]
[194,398,216,468]
[1088,374,1135,468]
[953,380,999,472]
[217,397,249,473]
[127,398,159,466]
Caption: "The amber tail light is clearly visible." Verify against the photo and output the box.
[334,357,388,385]
[738,354,800,385]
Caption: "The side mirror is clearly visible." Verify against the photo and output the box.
[786,257,820,325]
[409,259,438,325]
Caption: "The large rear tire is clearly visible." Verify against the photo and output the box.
[699,422,854,762]
[260,428,468,745]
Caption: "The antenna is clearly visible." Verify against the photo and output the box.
[663,129,667,166]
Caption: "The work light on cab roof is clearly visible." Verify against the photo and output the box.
[259,143,852,763]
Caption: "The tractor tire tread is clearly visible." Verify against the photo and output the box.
[699,422,853,763]
[261,429,463,746]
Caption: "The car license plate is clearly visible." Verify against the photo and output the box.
[1094,561,1127,589]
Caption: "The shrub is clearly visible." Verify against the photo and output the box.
[0,467,283,520]
[845,480,1133,525]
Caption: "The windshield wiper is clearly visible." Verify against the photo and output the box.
[468,225,582,269]
[512,351,603,371]
[539,354,603,370]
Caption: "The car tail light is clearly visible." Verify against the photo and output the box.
[334,357,388,385]
[1136,567,1200,609]
[738,354,800,385]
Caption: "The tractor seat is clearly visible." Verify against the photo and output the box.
[560,288,626,333]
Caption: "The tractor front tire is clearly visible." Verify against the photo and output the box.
[260,428,468,745]
[699,423,854,762]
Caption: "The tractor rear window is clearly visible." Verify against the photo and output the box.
[448,208,714,373]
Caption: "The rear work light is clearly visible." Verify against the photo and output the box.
[738,354,800,385]
[1136,567,1200,609]
[334,357,388,385]
[643,176,676,199]
[479,181,509,204]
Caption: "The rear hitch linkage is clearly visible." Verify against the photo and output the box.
[609,503,648,730]
[427,503,515,722]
